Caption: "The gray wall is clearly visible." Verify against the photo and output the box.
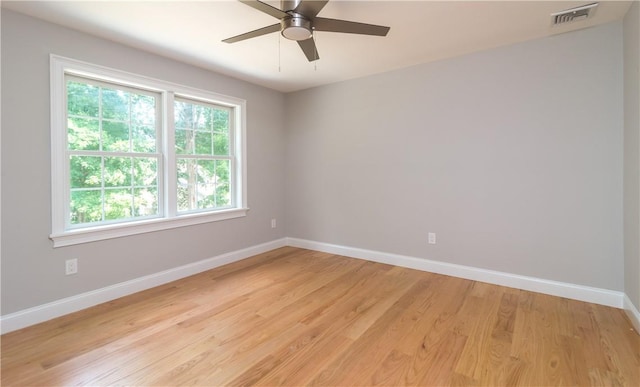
[624,2,640,309]
[285,22,624,291]
[1,8,633,317]
[1,10,286,315]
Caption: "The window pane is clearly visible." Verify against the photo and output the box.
[131,94,155,125]
[174,101,193,129]
[68,117,100,151]
[102,121,130,152]
[195,131,213,155]
[177,185,191,212]
[213,108,229,155]
[134,188,158,217]
[194,104,208,130]
[176,159,231,211]
[132,125,156,153]
[70,155,102,188]
[102,88,129,120]
[104,157,132,187]
[175,100,230,157]
[67,81,99,118]
[197,160,215,209]
[175,129,194,155]
[133,157,157,186]
[104,188,133,220]
[70,189,102,225]
[213,133,229,155]
[216,160,231,206]
[177,158,196,211]
[213,109,229,133]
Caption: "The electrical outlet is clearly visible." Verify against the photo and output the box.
[428,233,436,245]
[65,259,78,275]
[271,218,277,228]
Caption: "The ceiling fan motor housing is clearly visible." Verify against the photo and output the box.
[281,15,312,41]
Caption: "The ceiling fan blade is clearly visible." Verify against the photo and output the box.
[297,37,320,62]
[222,23,281,43]
[239,0,288,19]
[293,0,329,18]
[313,17,390,36]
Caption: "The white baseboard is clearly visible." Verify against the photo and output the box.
[0,238,287,334]
[623,294,640,333]
[1,236,632,335]
[286,237,625,309]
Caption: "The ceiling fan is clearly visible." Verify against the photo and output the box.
[222,0,390,62]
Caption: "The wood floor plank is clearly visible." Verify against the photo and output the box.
[453,286,504,381]
[253,333,354,386]
[304,278,432,385]
[2,247,638,386]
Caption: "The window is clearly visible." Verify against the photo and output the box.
[67,78,161,226]
[174,98,233,213]
[50,55,247,247]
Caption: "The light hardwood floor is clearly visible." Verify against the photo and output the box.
[2,247,639,386]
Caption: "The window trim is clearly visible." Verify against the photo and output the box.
[50,55,248,247]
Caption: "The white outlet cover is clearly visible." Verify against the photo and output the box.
[428,233,437,244]
[65,259,78,275]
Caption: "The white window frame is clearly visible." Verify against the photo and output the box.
[50,55,248,247]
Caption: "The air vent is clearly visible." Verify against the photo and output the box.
[551,3,598,26]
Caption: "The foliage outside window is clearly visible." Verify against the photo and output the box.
[50,55,247,247]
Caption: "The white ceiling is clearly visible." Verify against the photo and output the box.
[2,0,632,92]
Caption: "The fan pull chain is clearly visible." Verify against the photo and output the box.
[278,34,281,72]
[313,30,318,71]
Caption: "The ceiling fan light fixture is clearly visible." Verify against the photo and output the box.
[281,16,312,41]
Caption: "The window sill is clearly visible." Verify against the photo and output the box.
[50,208,249,248]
